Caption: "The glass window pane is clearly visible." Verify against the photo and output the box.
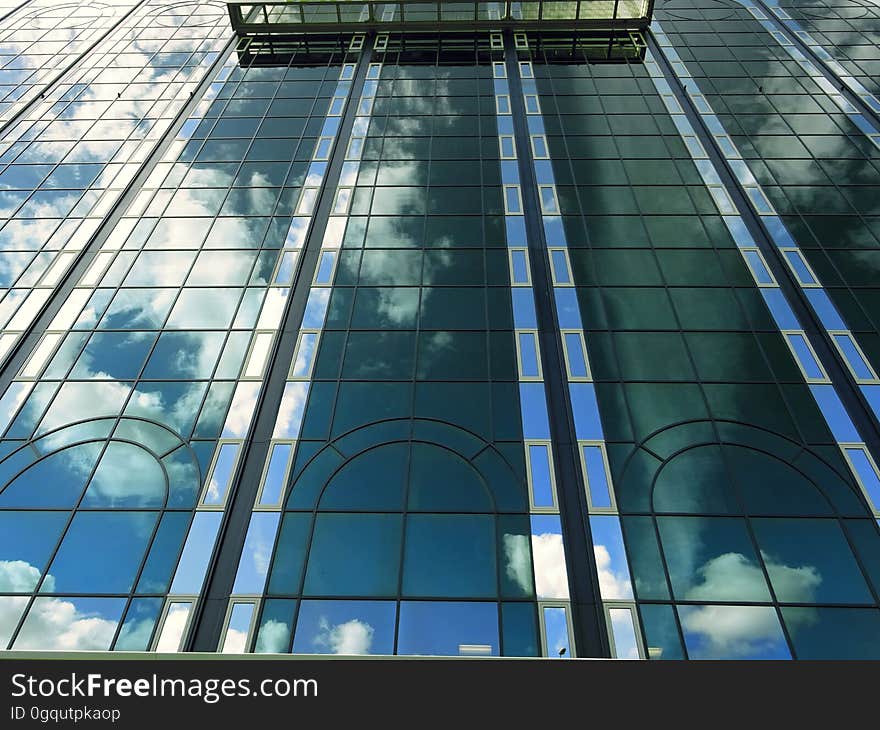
[752,518,872,604]
[304,514,402,597]
[397,601,499,657]
[543,605,572,659]
[678,605,791,660]
[44,512,157,593]
[14,597,126,651]
[403,515,496,598]
[293,600,396,655]
[640,604,684,660]
[254,599,296,654]
[658,517,771,601]
[783,607,880,659]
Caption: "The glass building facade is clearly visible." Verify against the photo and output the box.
[1,0,880,659]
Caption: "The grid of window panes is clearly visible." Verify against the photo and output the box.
[776,0,880,99]
[0,0,230,364]
[0,36,348,652]
[251,36,545,658]
[649,19,880,516]
[530,37,880,659]
[754,0,880,124]
[655,0,880,385]
[0,0,140,124]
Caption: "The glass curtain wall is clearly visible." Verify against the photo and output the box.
[655,0,880,393]
[0,32,352,652]
[0,1,230,365]
[525,34,880,659]
[240,34,558,658]
[2,0,880,660]
[0,0,141,125]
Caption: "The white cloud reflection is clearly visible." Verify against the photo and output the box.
[255,620,290,654]
[314,617,374,655]
[531,532,570,600]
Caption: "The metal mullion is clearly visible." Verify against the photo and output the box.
[504,32,610,659]
[188,36,375,653]
[529,39,685,659]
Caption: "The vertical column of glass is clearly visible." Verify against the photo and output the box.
[654,2,880,405]
[241,35,546,658]
[512,54,643,659]
[218,53,364,655]
[518,33,880,661]
[0,38,350,653]
[651,26,880,516]
[492,54,574,659]
[161,51,357,654]
[0,0,142,126]
[0,1,230,364]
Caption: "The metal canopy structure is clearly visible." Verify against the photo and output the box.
[227,0,654,35]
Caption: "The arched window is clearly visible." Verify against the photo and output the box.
[618,420,880,659]
[262,418,541,656]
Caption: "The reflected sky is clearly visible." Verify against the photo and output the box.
[0,0,229,365]
[0,0,138,123]
[12,596,126,651]
[397,601,499,657]
[293,600,396,655]
[679,605,791,660]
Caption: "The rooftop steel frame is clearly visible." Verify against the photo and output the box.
[227,0,653,35]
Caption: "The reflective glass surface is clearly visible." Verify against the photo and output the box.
[532,32,880,659]
[0,27,346,651]
[257,36,543,658]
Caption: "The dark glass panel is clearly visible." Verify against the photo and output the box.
[304,514,402,597]
[402,514,496,598]
[783,607,880,659]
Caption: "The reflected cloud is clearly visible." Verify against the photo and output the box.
[255,619,289,654]
[115,616,156,652]
[125,381,208,436]
[40,381,132,433]
[222,628,248,654]
[314,617,374,655]
[502,533,532,595]
[609,609,641,659]
[594,544,634,600]
[359,249,421,283]
[531,532,570,600]
[10,596,119,651]
[154,602,190,653]
[86,442,166,506]
[377,288,420,326]
[685,551,820,603]
[680,549,822,658]
[680,604,788,659]
[0,559,53,593]
[272,382,308,439]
